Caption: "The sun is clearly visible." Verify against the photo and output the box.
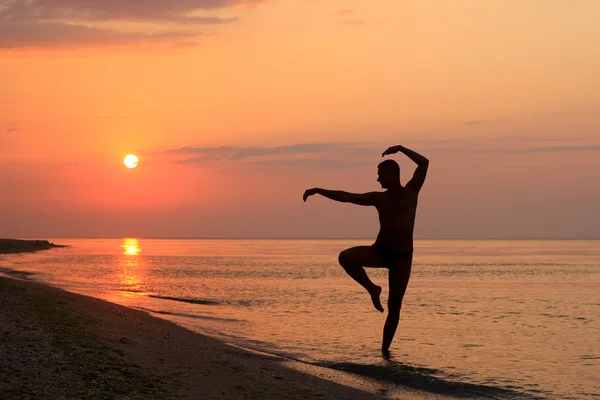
[124,154,139,169]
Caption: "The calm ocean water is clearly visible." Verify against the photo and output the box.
[1,239,598,399]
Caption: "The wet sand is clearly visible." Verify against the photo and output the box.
[0,275,459,400]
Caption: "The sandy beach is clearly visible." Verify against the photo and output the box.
[1,275,380,399]
[0,262,457,400]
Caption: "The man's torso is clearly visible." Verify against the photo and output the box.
[374,187,419,251]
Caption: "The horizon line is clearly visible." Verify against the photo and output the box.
[8,236,600,241]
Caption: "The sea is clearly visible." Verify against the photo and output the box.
[1,239,598,399]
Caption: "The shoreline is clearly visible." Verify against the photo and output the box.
[0,239,473,399]
[0,276,455,399]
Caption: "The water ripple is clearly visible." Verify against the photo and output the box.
[133,306,243,323]
[148,294,220,305]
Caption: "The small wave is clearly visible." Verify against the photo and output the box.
[418,261,598,267]
[313,361,538,399]
[148,294,220,305]
[0,267,36,280]
[147,294,262,308]
[118,289,146,293]
[132,306,242,323]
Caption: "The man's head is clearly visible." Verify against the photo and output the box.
[377,159,400,189]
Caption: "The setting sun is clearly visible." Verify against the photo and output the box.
[124,154,139,169]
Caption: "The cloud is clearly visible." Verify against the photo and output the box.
[494,145,600,154]
[0,0,258,23]
[166,142,375,159]
[0,20,204,48]
[159,139,600,170]
[162,142,379,169]
[422,140,600,155]
[5,127,23,132]
[335,9,354,15]
[0,0,265,48]
[0,96,11,106]
[161,16,238,25]
[248,158,372,170]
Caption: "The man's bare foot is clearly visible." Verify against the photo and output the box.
[381,348,391,359]
[370,285,384,312]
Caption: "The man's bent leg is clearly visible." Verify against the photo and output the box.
[338,246,385,312]
[382,258,412,356]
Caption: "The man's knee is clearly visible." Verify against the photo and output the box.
[338,249,353,266]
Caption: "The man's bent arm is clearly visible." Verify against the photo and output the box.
[316,189,379,206]
[391,145,429,166]
[383,145,429,192]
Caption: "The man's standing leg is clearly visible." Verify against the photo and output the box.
[382,258,412,356]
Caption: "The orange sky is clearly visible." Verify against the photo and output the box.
[1,0,599,238]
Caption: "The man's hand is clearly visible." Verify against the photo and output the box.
[303,188,319,202]
[381,145,402,157]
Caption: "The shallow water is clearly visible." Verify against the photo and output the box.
[2,239,599,399]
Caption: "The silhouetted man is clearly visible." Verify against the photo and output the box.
[303,145,429,356]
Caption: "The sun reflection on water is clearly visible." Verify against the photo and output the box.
[121,238,141,256]
[104,238,148,305]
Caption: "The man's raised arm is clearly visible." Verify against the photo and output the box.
[382,145,429,192]
[303,188,379,206]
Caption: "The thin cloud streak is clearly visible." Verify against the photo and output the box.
[0,21,204,48]
[0,0,261,23]
[247,158,372,169]
[155,139,600,171]
[420,143,600,155]
[161,143,379,169]
[0,0,265,48]
[164,143,378,160]
[492,145,600,154]
[161,140,600,163]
